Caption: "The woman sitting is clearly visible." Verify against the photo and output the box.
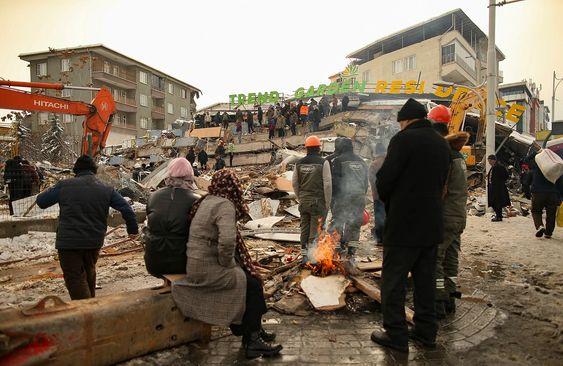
[172,170,282,359]
[144,158,199,277]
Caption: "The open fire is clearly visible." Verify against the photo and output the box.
[306,228,345,277]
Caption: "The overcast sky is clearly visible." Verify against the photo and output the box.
[1,0,562,121]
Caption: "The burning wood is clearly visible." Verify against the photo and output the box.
[306,229,345,277]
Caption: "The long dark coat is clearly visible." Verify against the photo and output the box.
[487,164,510,208]
[376,119,451,247]
[144,186,200,277]
[172,195,247,326]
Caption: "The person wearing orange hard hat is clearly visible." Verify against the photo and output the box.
[292,135,332,264]
[428,104,451,137]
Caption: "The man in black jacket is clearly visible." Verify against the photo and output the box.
[372,98,451,352]
[331,138,368,269]
[526,151,561,238]
[487,155,510,222]
[36,156,138,300]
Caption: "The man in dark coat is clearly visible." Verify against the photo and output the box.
[342,95,350,112]
[257,106,263,126]
[372,98,451,352]
[186,147,196,166]
[197,148,209,170]
[4,156,24,215]
[526,151,561,238]
[330,138,368,267]
[36,156,138,300]
[487,155,510,222]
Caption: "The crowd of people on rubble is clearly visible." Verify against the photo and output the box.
[194,95,351,143]
[25,95,562,359]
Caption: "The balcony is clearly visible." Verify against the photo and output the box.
[151,87,165,99]
[441,54,477,85]
[152,105,165,119]
[92,60,137,90]
[114,96,137,113]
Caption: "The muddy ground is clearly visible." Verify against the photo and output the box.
[0,214,561,365]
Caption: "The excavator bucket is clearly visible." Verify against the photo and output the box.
[82,88,115,156]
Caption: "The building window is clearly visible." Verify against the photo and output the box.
[442,44,455,64]
[113,89,120,102]
[112,65,119,76]
[113,114,121,126]
[103,61,111,73]
[38,112,49,125]
[168,83,174,94]
[61,89,71,98]
[392,59,403,74]
[61,58,71,72]
[167,103,174,114]
[181,89,187,99]
[140,117,148,129]
[362,70,370,83]
[122,114,127,125]
[139,71,148,84]
[36,62,47,76]
[62,114,73,124]
[140,94,148,107]
[180,107,188,118]
[404,55,416,71]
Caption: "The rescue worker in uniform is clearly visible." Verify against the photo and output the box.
[429,105,469,317]
[292,135,332,263]
[330,137,368,267]
[371,98,450,352]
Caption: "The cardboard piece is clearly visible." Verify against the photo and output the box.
[300,274,350,311]
[188,127,222,138]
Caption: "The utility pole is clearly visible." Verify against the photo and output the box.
[553,71,563,125]
[486,0,497,194]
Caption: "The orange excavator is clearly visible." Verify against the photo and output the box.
[0,80,115,156]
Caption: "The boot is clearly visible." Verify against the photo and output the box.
[244,331,283,359]
[260,327,276,342]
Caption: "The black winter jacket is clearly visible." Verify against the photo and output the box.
[144,187,200,277]
[376,119,450,247]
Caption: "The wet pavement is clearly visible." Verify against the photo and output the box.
[122,294,504,365]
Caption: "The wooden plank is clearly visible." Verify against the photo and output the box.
[357,260,383,272]
[351,276,414,325]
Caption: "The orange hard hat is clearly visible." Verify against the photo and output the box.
[362,209,370,226]
[304,135,321,147]
[428,105,451,124]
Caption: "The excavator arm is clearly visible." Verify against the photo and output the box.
[448,86,488,144]
[0,81,115,157]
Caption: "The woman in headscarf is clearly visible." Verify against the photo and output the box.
[144,158,200,277]
[172,170,282,359]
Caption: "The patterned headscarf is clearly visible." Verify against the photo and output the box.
[189,169,260,280]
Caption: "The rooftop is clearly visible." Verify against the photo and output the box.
[346,8,505,63]
[19,44,202,95]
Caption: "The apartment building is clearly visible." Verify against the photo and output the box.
[499,81,546,136]
[19,44,201,148]
[342,8,505,92]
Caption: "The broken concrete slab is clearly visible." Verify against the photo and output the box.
[284,204,300,218]
[300,274,350,311]
[244,216,285,230]
[141,159,170,189]
[248,198,280,220]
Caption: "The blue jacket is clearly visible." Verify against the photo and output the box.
[36,172,138,250]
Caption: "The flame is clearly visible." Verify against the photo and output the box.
[306,220,344,277]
